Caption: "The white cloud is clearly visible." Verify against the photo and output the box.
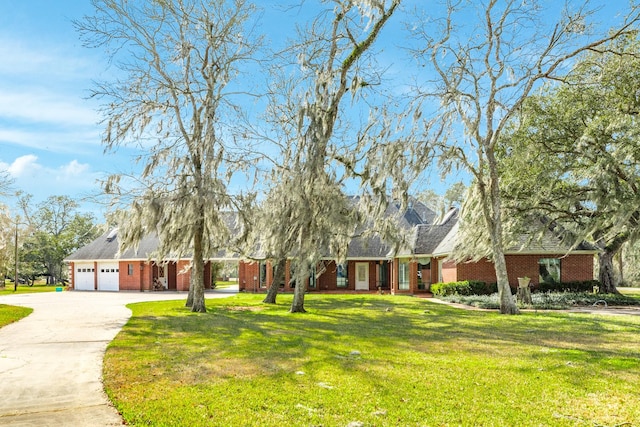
[0,90,99,128]
[1,155,101,203]
[0,34,105,154]
[0,127,102,155]
[7,154,41,177]
[59,159,90,178]
[0,35,104,83]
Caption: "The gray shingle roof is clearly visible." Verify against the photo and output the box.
[346,198,435,258]
[347,234,391,258]
[414,209,459,255]
[65,211,242,262]
[66,201,594,264]
[64,230,161,261]
[430,212,597,258]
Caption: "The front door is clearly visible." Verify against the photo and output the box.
[355,262,369,290]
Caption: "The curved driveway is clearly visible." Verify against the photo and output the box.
[0,289,236,426]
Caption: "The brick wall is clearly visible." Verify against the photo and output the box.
[558,254,595,282]
[176,260,190,291]
[456,254,594,285]
[141,262,152,290]
[441,259,458,283]
[119,261,141,291]
[239,261,260,291]
[239,259,391,292]
[317,260,338,290]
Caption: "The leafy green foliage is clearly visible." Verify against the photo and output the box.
[104,294,640,426]
[498,35,640,291]
[431,280,495,296]
[536,280,600,294]
[18,195,99,284]
[444,291,640,310]
[433,280,601,296]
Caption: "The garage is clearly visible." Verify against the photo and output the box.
[74,263,95,291]
[97,262,120,291]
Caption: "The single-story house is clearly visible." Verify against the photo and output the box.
[237,205,596,294]
[64,229,231,292]
[65,200,596,293]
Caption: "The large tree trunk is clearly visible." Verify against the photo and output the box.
[290,272,308,313]
[483,152,519,315]
[189,220,207,313]
[596,235,627,294]
[494,250,519,314]
[598,250,619,294]
[186,280,194,307]
[263,259,285,304]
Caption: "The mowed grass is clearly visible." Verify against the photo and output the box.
[1,282,62,296]
[620,287,640,296]
[0,304,33,328]
[104,294,640,426]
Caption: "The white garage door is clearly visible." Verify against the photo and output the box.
[74,263,95,291]
[97,262,120,291]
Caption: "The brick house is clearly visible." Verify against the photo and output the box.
[64,230,225,292]
[65,201,596,293]
[426,218,596,290]
[236,205,596,294]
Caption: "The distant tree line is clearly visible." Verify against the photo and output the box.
[0,194,100,286]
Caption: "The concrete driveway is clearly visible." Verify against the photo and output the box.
[0,289,236,426]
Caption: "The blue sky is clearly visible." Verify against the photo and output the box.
[0,0,632,222]
[0,1,113,217]
[0,0,435,222]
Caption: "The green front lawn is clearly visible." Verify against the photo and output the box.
[0,283,62,296]
[620,287,640,296]
[0,304,33,328]
[211,280,236,290]
[105,294,640,426]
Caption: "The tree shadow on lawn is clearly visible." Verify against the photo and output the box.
[105,295,640,426]
[118,295,640,379]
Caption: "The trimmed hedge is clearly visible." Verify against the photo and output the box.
[431,280,496,296]
[431,280,601,296]
[535,280,600,293]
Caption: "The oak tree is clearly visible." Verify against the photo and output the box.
[498,35,640,293]
[77,0,259,312]
[410,0,640,313]
[255,0,405,313]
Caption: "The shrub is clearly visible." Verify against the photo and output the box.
[473,281,499,295]
[535,280,600,293]
[431,280,492,296]
[440,291,640,310]
[442,293,500,309]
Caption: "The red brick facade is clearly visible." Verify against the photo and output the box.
[238,260,395,292]
[68,259,213,291]
[236,253,594,294]
[434,253,595,286]
[69,253,594,293]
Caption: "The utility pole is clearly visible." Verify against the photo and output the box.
[14,218,18,292]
